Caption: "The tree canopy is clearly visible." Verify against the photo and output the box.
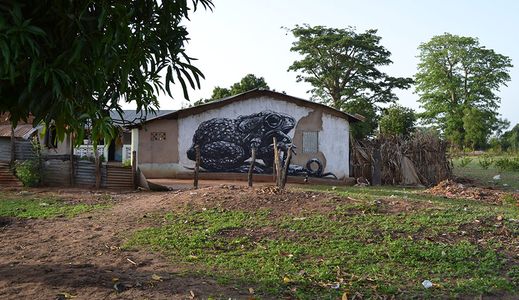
[194,74,270,106]
[0,0,213,144]
[287,24,412,138]
[415,33,512,149]
[379,104,416,137]
[492,123,519,152]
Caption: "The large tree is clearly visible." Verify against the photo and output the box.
[0,0,213,143]
[194,73,270,105]
[415,33,512,148]
[287,24,412,138]
[379,104,416,137]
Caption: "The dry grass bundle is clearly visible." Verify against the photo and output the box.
[351,131,452,186]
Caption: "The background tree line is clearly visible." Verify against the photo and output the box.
[201,26,513,151]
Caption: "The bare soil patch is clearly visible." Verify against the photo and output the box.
[176,185,357,218]
[0,188,250,300]
[0,185,365,299]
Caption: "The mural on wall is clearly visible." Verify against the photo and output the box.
[186,110,336,178]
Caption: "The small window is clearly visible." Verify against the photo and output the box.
[122,132,132,144]
[151,132,166,141]
[302,131,319,153]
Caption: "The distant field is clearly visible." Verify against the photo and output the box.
[452,155,519,191]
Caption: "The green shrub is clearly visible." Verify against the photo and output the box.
[478,155,494,169]
[122,160,132,168]
[494,157,519,172]
[15,160,41,187]
[458,157,473,167]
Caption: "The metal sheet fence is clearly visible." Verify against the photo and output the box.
[74,160,107,187]
[40,158,133,189]
[41,159,71,186]
[0,138,35,161]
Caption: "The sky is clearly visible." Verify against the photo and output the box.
[133,0,519,127]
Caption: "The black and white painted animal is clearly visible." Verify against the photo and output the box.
[187,110,296,171]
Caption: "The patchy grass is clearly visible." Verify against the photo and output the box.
[125,186,519,299]
[453,156,519,191]
[0,192,110,219]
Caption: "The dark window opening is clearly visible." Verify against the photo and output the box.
[44,126,58,149]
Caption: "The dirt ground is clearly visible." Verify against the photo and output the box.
[0,184,360,300]
[0,182,516,299]
[0,187,255,300]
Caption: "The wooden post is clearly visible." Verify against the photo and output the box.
[280,145,293,189]
[248,147,257,187]
[69,133,75,186]
[194,145,200,189]
[131,150,137,189]
[273,137,281,187]
[372,145,381,186]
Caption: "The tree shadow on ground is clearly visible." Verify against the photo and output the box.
[0,262,253,299]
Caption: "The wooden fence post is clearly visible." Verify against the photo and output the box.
[372,145,381,186]
[273,137,281,186]
[248,147,257,187]
[194,145,200,189]
[280,145,293,189]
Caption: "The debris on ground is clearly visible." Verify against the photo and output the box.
[424,179,519,205]
[422,280,433,289]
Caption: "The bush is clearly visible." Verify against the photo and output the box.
[15,160,41,187]
[494,157,519,172]
[458,157,473,167]
[478,155,494,169]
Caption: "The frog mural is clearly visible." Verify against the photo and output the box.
[186,110,336,178]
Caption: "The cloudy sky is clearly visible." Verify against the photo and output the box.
[138,0,518,127]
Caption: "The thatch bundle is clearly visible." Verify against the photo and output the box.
[351,131,451,186]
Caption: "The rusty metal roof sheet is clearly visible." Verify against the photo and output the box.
[0,124,40,139]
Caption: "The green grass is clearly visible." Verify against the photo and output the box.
[125,186,519,299]
[0,193,110,219]
[453,155,519,191]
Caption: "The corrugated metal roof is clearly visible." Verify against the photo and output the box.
[110,110,175,126]
[0,124,40,139]
[131,89,364,128]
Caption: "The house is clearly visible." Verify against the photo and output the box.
[0,114,40,162]
[0,110,171,188]
[72,110,173,163]
[130,89,363,181]
[0,110,172,163]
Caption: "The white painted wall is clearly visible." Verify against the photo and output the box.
[172,96,350,179]
[320,114,350,178]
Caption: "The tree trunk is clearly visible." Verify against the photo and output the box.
[94,145,101,189]
[69,133,75,186]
